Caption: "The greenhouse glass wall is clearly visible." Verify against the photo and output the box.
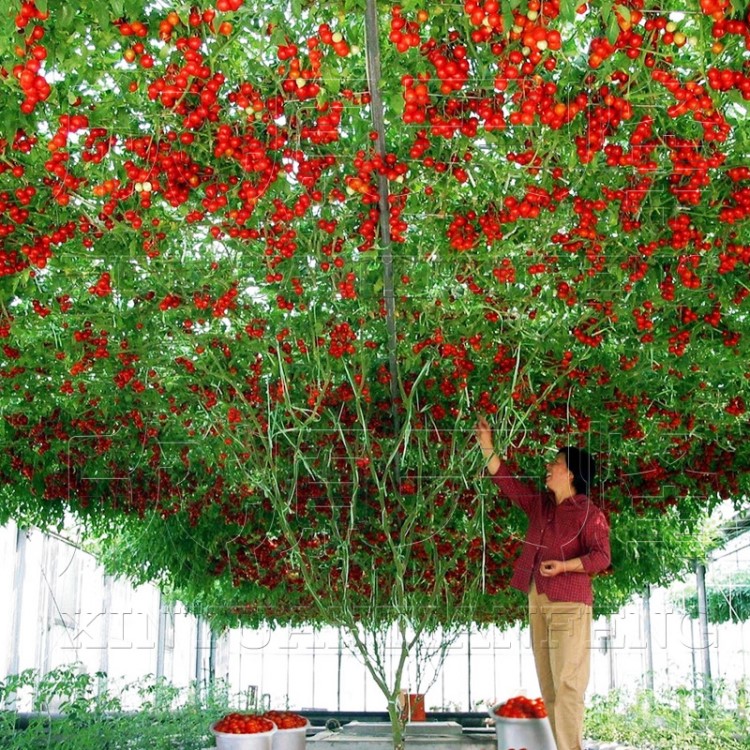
[3,520,748,714]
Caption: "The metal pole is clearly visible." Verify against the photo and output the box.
[695,561,712,699]
[209,627,217,681]
[100,574,112,683]
[492,627,497,700]
[39,533,53,675]
[312,632,316,708]
[156,591,166,679]
[9,527,27,679]
[337,628,343,711]
[467,627,472,710]
[364,0,401,447]
[689,616,697,695]
[286,629,291,709]
[195,617,204,684]
[607,616,615,691]
[643,586,654,692]
[441,658,446,709]
[518,625,523,689]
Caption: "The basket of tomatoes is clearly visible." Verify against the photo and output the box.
[211,713,276,749]
[488,696,555,750]
[262,711,310,750]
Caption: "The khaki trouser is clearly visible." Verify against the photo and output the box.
[529,582,592,750]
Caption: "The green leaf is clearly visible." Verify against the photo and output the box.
[0,105,22,145]
[267,10,285,28]
[388,90,404,116]
[95,2,112,31]
[606,12,620,45]
[270,25,287,46]
[319,64,341,95]
[124,0,145,18]
[502,5,514,37]
[56,3,76,31]
[560,1,576,25]
[31,470,46,499]
[0,13,13,56]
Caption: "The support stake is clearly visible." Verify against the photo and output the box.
[364,0,401,452]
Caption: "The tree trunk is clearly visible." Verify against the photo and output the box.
[386,695,406,750]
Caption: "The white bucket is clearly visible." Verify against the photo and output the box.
[493,715,556,750]
[212,721,277,750]
[271,719,309,750]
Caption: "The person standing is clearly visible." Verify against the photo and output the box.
[476,417,611,750]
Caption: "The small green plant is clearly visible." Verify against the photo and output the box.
[0,666,240,749]
[585,680,750,750]
[6,667,750,749]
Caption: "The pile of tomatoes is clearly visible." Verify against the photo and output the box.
[213,713,275,734]
[493,695,547,719]
[214,711,308,734]
[262,711,308,729]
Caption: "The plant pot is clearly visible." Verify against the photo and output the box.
[398,692,426,722]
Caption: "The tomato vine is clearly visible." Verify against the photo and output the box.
[0,0,747,635]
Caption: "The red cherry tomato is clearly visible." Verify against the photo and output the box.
[493,695,547,719]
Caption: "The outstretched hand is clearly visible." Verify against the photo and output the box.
[475,416,494,453]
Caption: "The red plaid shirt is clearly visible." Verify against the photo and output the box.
[491,462,611,605]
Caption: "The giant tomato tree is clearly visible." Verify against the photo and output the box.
[1,0,749,741]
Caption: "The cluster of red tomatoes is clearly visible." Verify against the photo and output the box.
[214,710,307,734]
[494,695,547,719]
[12,1,51,114]
[214,714,275,734]
[263,711,309,729]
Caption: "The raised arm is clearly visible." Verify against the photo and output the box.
[475,417,542,515]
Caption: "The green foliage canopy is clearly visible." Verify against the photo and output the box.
[0,0,748,629]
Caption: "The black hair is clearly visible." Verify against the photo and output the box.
[558,447,596,495]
